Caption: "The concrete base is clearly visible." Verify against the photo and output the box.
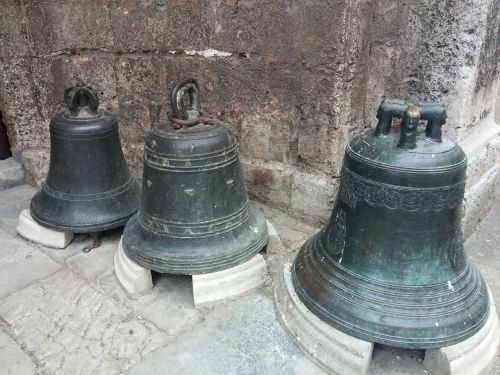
[16,208,74,249]
[114,237,153,296]
[274,263,374,375]
[423,289,499,375]
[192,253,268,308]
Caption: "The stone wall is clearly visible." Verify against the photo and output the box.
[0,0,499,232]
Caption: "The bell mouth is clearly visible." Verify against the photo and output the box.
[122,204,269,275]
[291,233,490,349]
[30,179,140,233]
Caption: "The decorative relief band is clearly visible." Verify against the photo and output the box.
[339,168,464,212]
[138,201,251,238]
[43,176,135,201]
[145,143,239,172]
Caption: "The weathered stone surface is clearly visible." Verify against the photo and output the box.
[290,170,338,226]
[0,0,498,227]
[25,0,113,56]
[0,269,168,375]
[0,225,61,298]
[0,185,35,234]
[0,330,36,375]
[21,147,49,187]
[241,159,295,209]
[127,293,322,375]
[0,157,24,190]
[462,165,499,239]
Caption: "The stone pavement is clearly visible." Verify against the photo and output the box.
[0,184,498,374]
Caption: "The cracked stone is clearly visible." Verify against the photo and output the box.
[0,329,37,375]
[0,226,60,298]
[0,269,168,374]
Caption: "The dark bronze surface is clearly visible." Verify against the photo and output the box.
[30,84,140,233]
[292,99,489,349]
[122,78,268,274]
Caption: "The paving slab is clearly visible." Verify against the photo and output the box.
[94,266,201,338]
[0,185,35,234]
[68,233,121,281]
[0,269,168,375]
[126,292,321,375]
[0,158,24,191]
[0,226,60,299]
[0,329,37,375]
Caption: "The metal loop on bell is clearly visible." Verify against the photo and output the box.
[64,85,100,119]
[375,99,446,143]
[122,77,269,275]
[168,78,219,129]
[30,83,140,232]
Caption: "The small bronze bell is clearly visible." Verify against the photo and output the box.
[30,84,140,232]
[292,99,489,349]
[122,78,268,274]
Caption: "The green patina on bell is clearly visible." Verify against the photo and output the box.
[122,78,268,274]
[292,99,489,349]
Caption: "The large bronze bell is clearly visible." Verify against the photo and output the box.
[292,99,489,349]
[122,78,268,274]
[30,84,140,232]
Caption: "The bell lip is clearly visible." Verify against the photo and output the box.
[121,205,269,275]
[291,235,491,349]
[29,180,140,233]
[30,208,135,233]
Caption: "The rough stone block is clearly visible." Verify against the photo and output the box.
[0,157,24,190]
[114,237,153,296]
[110,1,211,52]
[0,269,168,374]
[21,148,49,187]
[290,170,338,225]
[0,0,31,57]
[462,165,499,239]
[0,330,36,375]
[0,225,61,299]
[274,263,374,375]
[192,253,268,308]
[25,0,113,55]
[423,289,499,375]
[239,106,299,164]
[461,126,500,185]
[241,158,295,209]
[16,208,74,249]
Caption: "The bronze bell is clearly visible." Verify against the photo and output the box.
[122,78,268,274]
[30,84,140,232]
[292,99,489,349]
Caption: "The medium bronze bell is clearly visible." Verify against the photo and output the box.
[30,84,140,232]
[292,99,489,349]
[122,78,268,274]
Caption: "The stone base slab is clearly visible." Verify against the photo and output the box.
[274,263,374,375]
[114,237,153,296]
[16,208,74,249]
[423,288,499,375]
[193,253,268,308]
